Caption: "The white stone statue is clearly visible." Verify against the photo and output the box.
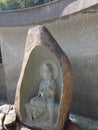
[25,61,58,124]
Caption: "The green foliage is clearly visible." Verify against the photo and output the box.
[0,0,54,11]
[0,1,8,11]
[22,0,44,8]
[7,0,24,10]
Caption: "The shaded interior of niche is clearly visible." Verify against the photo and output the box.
[0,46,7,102]
[19,46,62,122]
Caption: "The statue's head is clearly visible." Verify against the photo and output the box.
[40,60,58,80]
[42,63,53,80]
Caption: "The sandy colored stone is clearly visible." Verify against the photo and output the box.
[0,113,5,120]
[1,104,12,114]
[0,118,2,126]
[0,104,15,129]
[20,126,32,130]
[4,109,16,127]
[0,119,3,130]
[0,124,3,130]
[15,25,72,130]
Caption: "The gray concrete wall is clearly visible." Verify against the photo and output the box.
[0,27,28,102]
[0,12,98,120]
[0,0,76,27]
[47,13,98,120]
[0,0,97,27]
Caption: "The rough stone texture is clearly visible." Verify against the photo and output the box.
[0,104,79,130]
[4,109,16,127]
[20,127,32,130]
[0,104,16,130]
[0,113,5,120]
[15,26,72,130]
[0,121,3,130]
[0,104,12,114]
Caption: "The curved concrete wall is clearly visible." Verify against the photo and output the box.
[0,0,75,26]
[0,0,97,27]
[0,0,98,120]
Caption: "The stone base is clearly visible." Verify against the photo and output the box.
[0,104,80,130]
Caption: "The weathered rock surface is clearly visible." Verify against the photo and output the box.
[0,104,16,130]
[15,25,73,130]
[0,104,12,114]
[20,126,32,130]
[4,109,16,127]
[0,104,80,130]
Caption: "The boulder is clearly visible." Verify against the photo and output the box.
[0,104,12,114]
[15,25,73,130]
[20,126,32,130]
[4,109,16,127]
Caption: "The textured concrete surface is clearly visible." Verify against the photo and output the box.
[0,28,28,102]
[0,0,97,27]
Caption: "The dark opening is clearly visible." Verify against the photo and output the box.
[0,46,2,63]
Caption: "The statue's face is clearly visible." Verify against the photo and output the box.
[42,64,52,80]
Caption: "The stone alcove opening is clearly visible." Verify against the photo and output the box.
[19,45,62,128]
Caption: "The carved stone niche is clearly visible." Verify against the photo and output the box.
[15,25,73,130]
